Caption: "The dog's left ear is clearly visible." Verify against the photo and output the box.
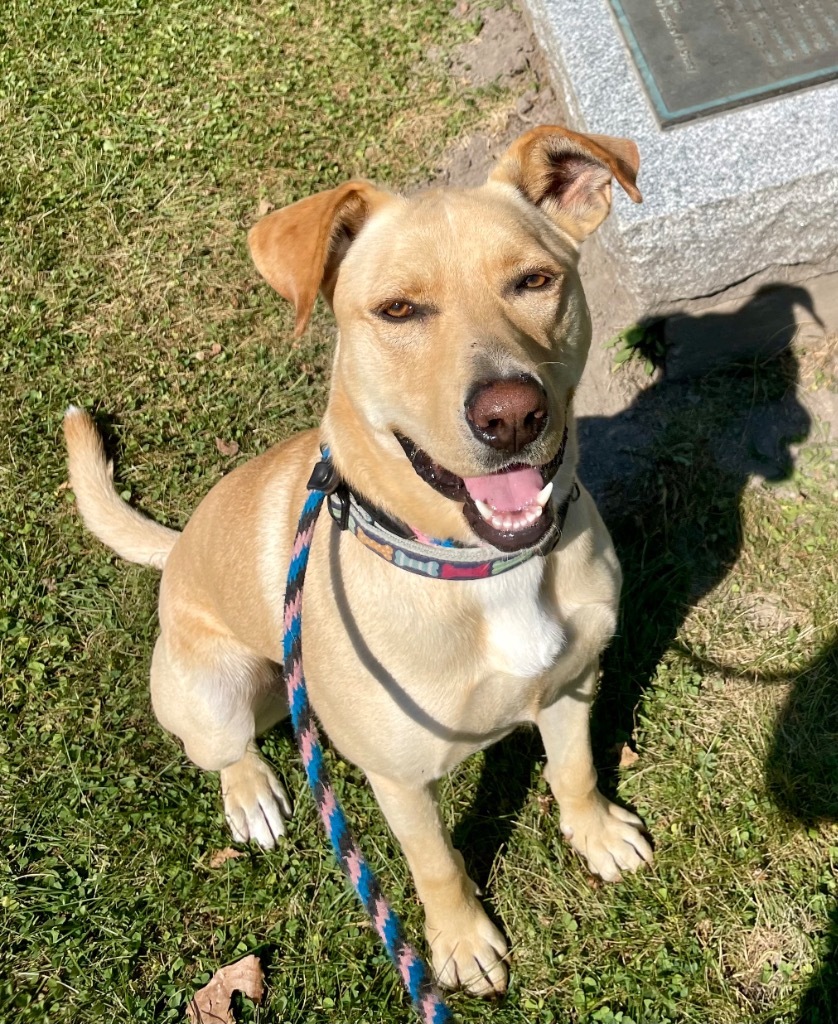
[490,125,642,242]
[248,180,386,337]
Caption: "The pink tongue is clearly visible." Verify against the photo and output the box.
[463,466,543,512]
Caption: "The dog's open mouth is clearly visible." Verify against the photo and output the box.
[396,434,564,552]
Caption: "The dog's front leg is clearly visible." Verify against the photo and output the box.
[537,662,653,881]
[366,772,508,997]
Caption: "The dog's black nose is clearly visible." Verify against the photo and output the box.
[465,376,548,453]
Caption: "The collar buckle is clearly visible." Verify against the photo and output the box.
[328,486,351,531]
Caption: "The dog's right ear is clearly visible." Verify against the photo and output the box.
[248,181,385,338]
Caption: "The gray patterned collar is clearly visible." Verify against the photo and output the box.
[326,483,578,581]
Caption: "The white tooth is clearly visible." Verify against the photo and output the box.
[474,499,494,521]
[491,514,505,531]
[536,481,553,507]
[502,516,513,531]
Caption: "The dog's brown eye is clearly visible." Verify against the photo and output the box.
[382,301,416,320]
[521,273,550,289]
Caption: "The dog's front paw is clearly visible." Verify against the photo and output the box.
[220,752,292,849]
[426,902,508,998]
[560,793,652,882]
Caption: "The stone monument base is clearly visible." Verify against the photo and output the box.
[524,0,838,369]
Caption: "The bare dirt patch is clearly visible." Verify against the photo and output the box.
[429,3,564,189]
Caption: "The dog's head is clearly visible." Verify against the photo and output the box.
[249,126,641,551]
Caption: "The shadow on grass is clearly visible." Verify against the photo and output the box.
[579,283,838,1022]
[454,285,835,1012]
[585,286,814,750]
[670,637,838,1023]
[453,729,543,894]
[767,639,838,1023]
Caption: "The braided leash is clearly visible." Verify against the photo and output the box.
[282,450,453,1024]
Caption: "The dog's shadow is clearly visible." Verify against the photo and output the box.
[454,286,837,1013]
[767,637,838,1022]
[587,288,813,749]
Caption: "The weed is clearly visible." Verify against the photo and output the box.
[606,320,666,376]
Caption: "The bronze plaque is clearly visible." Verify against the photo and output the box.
[608,0,838,126]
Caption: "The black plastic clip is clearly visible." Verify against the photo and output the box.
[308,454,351,531]
[307,456,342,494]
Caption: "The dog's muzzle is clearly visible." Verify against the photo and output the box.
[396,429,568,553]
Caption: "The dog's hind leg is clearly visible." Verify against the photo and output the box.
[150,631,291,848]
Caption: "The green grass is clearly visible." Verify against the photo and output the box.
[2,2,838,1022]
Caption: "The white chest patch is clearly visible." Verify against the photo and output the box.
[472,557,565,679]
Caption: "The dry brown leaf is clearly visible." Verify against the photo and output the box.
[208,847,246,869]
[256,198,275,217]
[215,438,240,458]
[195,342,224,362]
[186,955,265,1024]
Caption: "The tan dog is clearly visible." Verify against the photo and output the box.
[64,126,652,997]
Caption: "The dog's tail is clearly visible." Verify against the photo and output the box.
[63,406,179,570]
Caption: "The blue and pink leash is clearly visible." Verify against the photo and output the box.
[281,448,453,1023]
